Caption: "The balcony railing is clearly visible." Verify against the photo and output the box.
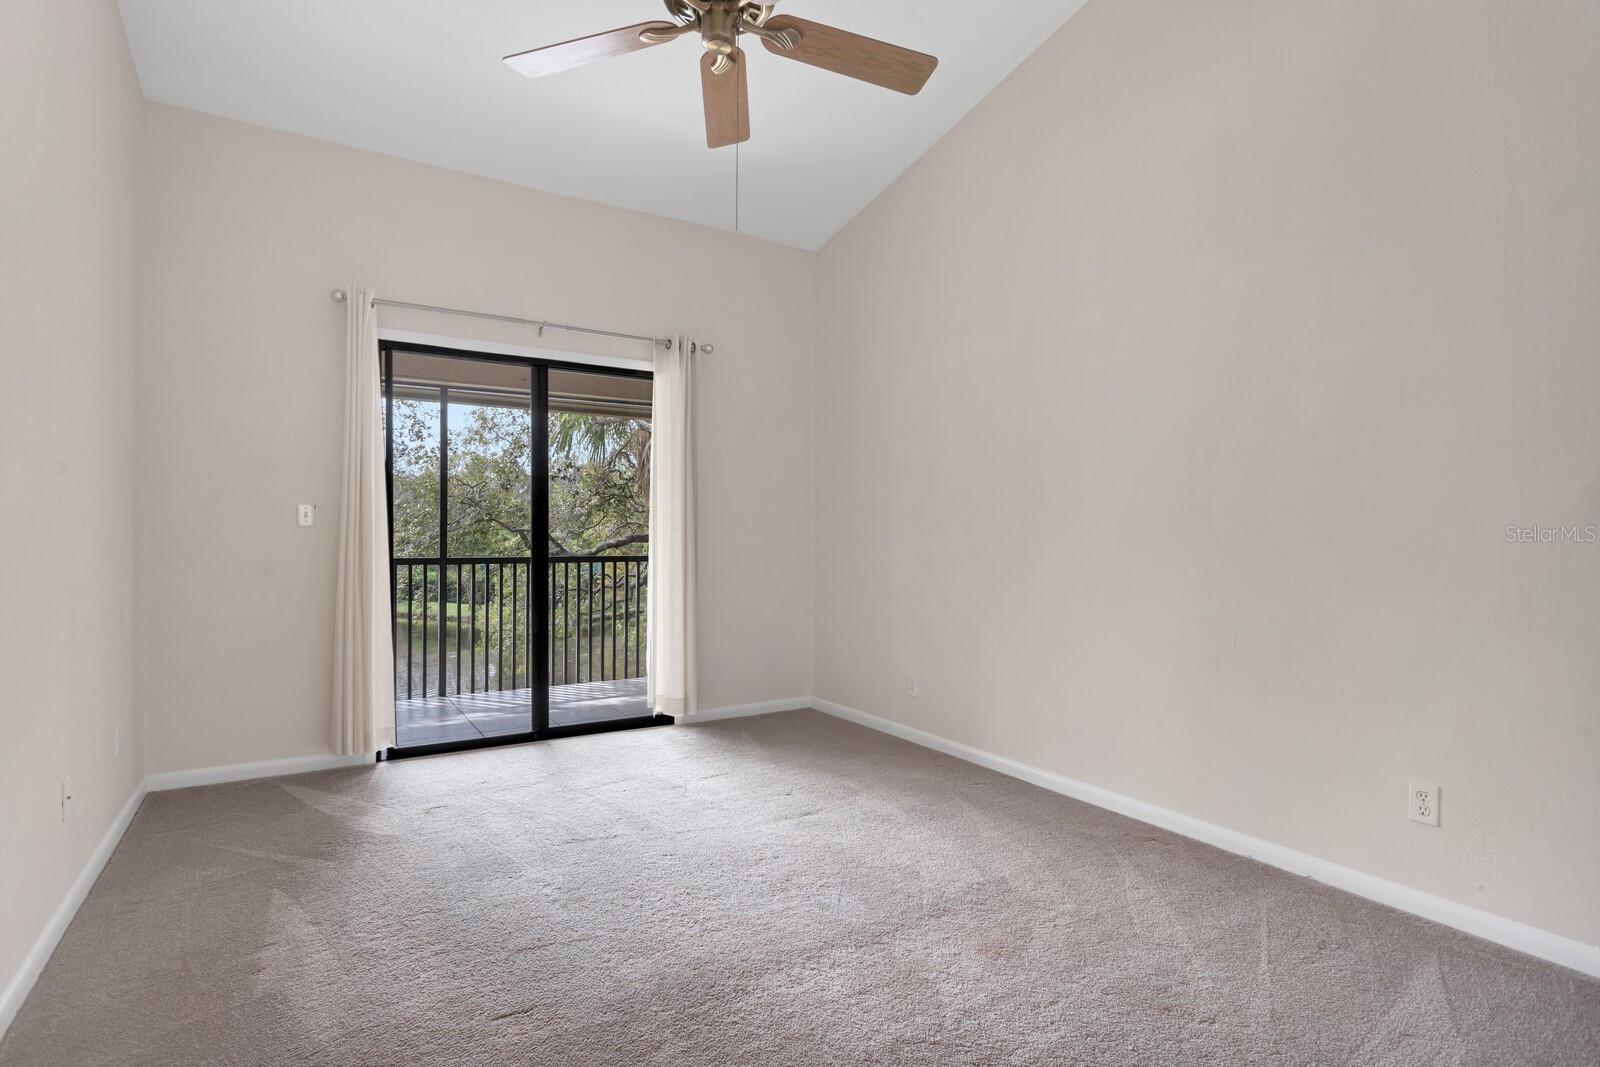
[393,555,647,700]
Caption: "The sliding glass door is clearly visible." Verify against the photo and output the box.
[386,349,540,748]
[546,367,654,728]
[383,344,663,756]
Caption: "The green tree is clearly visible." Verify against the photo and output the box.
[449,403,534,556]
[390,395,650,558]
[548,411,650,556]
[391,397,440,558]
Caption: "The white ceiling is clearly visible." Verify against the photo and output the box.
[118,1,1087,250]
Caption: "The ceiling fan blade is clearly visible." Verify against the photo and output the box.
[701,49,750,149]
[504,22,683,78]
[759,16,937,95]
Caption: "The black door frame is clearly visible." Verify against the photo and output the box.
[382,340,669,761]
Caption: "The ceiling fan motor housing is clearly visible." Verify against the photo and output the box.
[700,1,740,58]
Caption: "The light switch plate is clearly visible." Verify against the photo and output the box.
[297,503,315,528]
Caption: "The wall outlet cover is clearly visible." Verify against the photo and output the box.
[1409,781,1440,827]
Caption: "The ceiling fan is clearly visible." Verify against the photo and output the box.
[503,1,939,149]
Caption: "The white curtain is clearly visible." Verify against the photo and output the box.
[647,337,698,719]
[331,288,396,754]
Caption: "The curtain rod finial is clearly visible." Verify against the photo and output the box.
[331,289,348,304]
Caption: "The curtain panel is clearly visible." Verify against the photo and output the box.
[331,288,396,754]
[647,337,698,719]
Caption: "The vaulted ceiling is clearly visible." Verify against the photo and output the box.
[118,1,1088,249]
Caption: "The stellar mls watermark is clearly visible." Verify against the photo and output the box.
[1505,524,1597,544]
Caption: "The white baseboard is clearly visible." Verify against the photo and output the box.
[811,697,1600,979]
[0,779,148,1040]
[688,697,811,723]
[145,751,374,792]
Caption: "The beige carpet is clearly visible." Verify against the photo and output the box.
[3,710,1596,1065]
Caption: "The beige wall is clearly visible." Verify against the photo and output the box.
[138,105,815,774]
[0,0,143,1004]
[815,0,1600,945]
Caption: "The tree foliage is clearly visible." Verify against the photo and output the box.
[548,411,650,556]
[390,395,649,559]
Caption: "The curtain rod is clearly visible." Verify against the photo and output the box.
[330,290,713,354]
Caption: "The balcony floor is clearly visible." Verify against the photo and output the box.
[395,677,649,748]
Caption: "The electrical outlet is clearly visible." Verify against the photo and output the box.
[1408,781,1440,827]
[61,778,73,822]
[906,675,918,698]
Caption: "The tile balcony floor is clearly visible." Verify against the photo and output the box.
[394,678,649,747]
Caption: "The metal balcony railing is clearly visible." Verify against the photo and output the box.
[393,556,647,700]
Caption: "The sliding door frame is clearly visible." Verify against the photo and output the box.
[382,339,668,761]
